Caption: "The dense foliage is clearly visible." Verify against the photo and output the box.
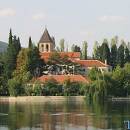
[0,29,130,99]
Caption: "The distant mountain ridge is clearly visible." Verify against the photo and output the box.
[0,41,8,53]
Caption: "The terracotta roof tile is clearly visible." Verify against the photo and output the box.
[37,75,89,84]
[40,52,80,62]
[74,60,109,67]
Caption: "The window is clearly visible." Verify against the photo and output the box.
[46,44,49,52]
[41,44,44,52]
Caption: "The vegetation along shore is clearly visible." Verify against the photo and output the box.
[0,29,130,102]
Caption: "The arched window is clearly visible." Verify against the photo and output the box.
[46,44,49,52]
[41,44,44,52]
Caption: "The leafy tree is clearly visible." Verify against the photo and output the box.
[43,78,62,96]
[82,41,88,60]
[33,81,42,96]
[8,78,24,96]
[27,46,44,76]
[112,65,126,96]
[63,79,80,96]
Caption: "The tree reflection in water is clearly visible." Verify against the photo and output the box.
[0,100,130,130]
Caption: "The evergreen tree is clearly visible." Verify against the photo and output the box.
[117,44,125,67]
[59,39,65,52]
[4,30,21,79]
[28,37,33,49]
[111,38,118,68]
[71,44,81,52]
[101,39,111,64]
[82,41,88,60]
[27,46,44,76]
[93,41,99,59]
[124,46,130,63]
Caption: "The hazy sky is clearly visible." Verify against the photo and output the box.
[0,0,130,55]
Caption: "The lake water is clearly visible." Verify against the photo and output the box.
[0,99,130,130]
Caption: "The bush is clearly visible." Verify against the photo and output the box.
[33,82,42,96]
[8,78,24,96]
[43,78,62,96]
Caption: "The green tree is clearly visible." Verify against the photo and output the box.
[93,41,99,59]
[111,38,118,68]
[117,43,125,67]
[28,37,33,49]
[59,39,65,52]
[82,41,88,60]
[27,46,44,76]
[71,44,81,52]
[4,29,21,79]
[124,46,130,63]
[101,39,111,64]
[8,78,24,96]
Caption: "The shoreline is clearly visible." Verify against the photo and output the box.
[0,96,86,103]
[1,96,130,103]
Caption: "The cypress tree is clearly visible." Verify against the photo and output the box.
[111,38,118,69]
[101,39,111,64]
[4,30,21,79]
[82,41,88,60]
[28,37,33,49]
[124,47,130,63]
[93,41,99,59]
[117,44,125,67]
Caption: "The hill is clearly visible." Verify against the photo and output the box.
[0,41,8,53]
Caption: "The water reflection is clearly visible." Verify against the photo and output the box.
[0,100,130,130]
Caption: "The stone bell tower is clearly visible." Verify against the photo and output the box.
[38,28,55,52]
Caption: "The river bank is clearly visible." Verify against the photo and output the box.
[0,96,86,103]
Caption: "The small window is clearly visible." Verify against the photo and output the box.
[46,44,49,52]
[41,44,44,52]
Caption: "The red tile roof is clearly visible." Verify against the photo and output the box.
[40,52,80,62]
[74,60,109,67]
[37,75,89,84]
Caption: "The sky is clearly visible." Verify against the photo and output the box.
[0,0,130,55]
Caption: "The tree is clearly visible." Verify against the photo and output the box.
[8,78,24,96]
[117,43,125,67]
[59,39,65,52]
[82,41,88,60]
[4,30,19,79]
[101,39,111,64]
[111,38,118,68]
[93,41,99,59]
[28,37,33,49]
[27,46,44,76]
[124,46,130,63]
[71,44,81,52]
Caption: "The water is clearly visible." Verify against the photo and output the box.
[0,99,130,130]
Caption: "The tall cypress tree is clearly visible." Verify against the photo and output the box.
[101,39,111,64]
[93,41,99,59]
[82,41,88,60]
[117,44,125,67]
[111,38,118,69]
[124,46,130,63]
[28,37,33,49]
[4,29,21,79]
